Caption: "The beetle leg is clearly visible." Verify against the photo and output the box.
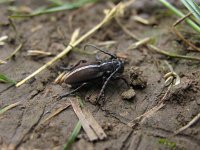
[97,65,121,100]
[113,76,130,88]
[44,83,88,115]
[58,82,88,99]
[60,60,87,71]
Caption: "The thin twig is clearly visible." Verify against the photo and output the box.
[147,44,200,61]
[128,64,179,128]
[42,103,71,124]
[0,101,21,117]
[128,37,153,50]
[128,85,172,128]
[5,43,23,60]
[115,17,139,40]
[159,0,200,33]
[173,13,192,26]
[174,112,200,135]
[173,13,200,52]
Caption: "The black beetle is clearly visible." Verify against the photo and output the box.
[58,44,128,100]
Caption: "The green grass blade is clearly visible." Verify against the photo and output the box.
[0,0,14,4]
[159,0,200,32]
[62,121,82,150]
[47,0,64,6]
[11,0,98,17]
[158,138,176,149]
[0,74,16,84]
[181,0,200,21]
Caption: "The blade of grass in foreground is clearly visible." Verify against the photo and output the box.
[11,0,98,17]
[0,74,16,84]
[62,121,82,150]
[181,0,200,21]
[159,0,200,33]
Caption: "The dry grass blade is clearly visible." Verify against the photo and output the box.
[173,13,200,52]
[174,112,200,135]
[128,103,165,127]
[115,17,139,41]
[70,98,98,141]
[0,35,8,41]
[71,3,122,46]
[128,37,153,50]
[70,97,106,141]
[42,103,71,124]
[147,44,200,61]
[0,101,21,117]
[31,24,43,32]
[97,41,116,46]
[132,16,151,25]
[16,3,123,87]
[82,108,107,140]
[16,28,80,87]
[0,60,7,65]
[5,43,23,60]
[0,35,8,46]
[27,50,52,57]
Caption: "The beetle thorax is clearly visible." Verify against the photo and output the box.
[99,59,123,73]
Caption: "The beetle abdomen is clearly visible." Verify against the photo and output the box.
[63,65,103,85]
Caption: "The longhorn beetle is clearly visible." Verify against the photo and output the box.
[58,44,128,100]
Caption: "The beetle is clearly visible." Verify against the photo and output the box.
[58,44,128,100]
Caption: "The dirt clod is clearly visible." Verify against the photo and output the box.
[128,67,147,89]
[121,88,136,100]
[85,90,99,104]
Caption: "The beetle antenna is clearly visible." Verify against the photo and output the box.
[84,44,117,59]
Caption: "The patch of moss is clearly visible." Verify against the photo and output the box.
[158,138,176,149]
